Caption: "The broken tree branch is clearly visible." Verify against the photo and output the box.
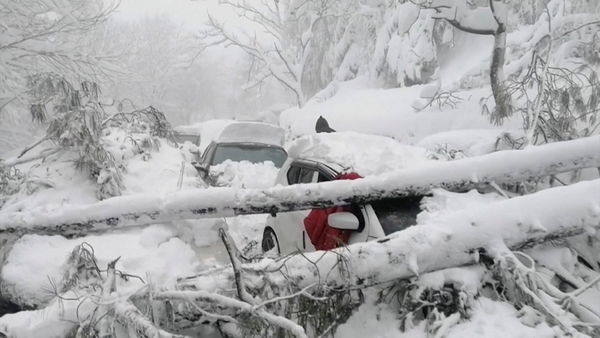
[152,290,308,338]
[112,301,190,338]
[184,179,600,293]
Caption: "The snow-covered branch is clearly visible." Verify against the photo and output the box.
[1,135,599,235]
[0,0,119,101]
[152,290,308,338]
[191,178,600,292]
[199,0,350,107]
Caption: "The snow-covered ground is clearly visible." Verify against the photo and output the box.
[336,293,557,338]
[281,83,521,145]
[2,1,600,336]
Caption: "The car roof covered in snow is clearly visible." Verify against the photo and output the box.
[286,132,432,176]
[216,121,285,147]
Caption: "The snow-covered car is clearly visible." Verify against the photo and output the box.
[261,132,432,255]
[195,121,288,185]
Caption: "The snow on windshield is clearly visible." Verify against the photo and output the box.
[211,144,287,167]
[287,131,433,176]
[209,160,279,188]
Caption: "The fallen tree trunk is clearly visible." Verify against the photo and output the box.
[1,135,599,236]
[183,178,600,292]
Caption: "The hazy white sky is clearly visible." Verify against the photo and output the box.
[112,0,215,28]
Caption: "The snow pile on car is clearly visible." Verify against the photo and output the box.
[287,131,433,176]
[209,160,279,188]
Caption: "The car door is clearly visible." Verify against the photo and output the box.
[273,161,319,254]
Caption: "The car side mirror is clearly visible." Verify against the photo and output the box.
[194,162,209,177]
[328,212,360,230]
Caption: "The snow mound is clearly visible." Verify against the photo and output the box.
[209,160,279,188]
[118,138,201,195]
[287,131,432,176]
[445,298,556,338]
[1,225,200,307]
[417,189,505,225]
[280,81,522,144]
[336,292,555,338]
[0,151,99,214]
[417,129,514,157]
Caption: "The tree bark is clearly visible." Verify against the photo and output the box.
[1,135,599,237]
[489,23,510,125]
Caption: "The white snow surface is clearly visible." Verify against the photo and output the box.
[337,291,556,338]
[119,140,200,195]
[417,129,515,157]
[280,83,521,144]
[417,188,506,225]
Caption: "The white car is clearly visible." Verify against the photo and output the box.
[261,132,430,255]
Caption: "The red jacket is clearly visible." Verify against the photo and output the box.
[303,172,362,250]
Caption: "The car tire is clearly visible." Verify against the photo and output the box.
[261,227,280,255]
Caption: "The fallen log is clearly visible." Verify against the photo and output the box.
[1,135,599,236]
[183,178,600,292]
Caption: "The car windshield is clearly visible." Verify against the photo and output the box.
[175,133,199,145]
[211,144,287,167]
[370,196,423,235]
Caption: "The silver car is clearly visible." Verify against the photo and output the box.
[194,121,288,185]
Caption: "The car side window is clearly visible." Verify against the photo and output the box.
[317,172,330,182]
[298,168,315,184]
[287,163,317,185]
[287,165,301,185]
[202,143,215,163]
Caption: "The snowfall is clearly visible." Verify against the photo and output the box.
[1,13,600,338]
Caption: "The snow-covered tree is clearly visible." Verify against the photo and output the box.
[0,0,117,108]
[505,0,600,144]
[412,0,512,124]
[310,1,454,102]
[0,0,117,152]
[370,1,442,87]
[199,0,358,107]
